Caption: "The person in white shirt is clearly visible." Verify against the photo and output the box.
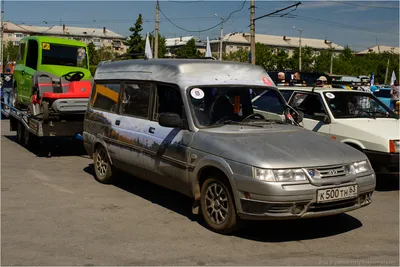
[390,80,399,110]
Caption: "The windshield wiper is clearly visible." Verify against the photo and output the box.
[221,120,264,128]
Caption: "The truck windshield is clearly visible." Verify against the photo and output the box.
[323,91,398,119]
[188,86,288,127]
[42,44,88,68]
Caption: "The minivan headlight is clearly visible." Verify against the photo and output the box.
[350,160,373,175]
[390,140,400,153]
[253,167,307,182]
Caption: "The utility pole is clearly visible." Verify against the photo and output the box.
[0,0,4,73]
[154,0,159,59]
[219,19,223,60]
[299,29,302,71]
[250,0,255,65]
[251,2,301,65]
[330,48,334,74]
[384,56,390,85]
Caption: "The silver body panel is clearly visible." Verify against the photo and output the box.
[51,98,89,113]
[84,59,376,219]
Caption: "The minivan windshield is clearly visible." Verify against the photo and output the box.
[323,91,398,119]
[188,86,289,127]
[42,43,88,68]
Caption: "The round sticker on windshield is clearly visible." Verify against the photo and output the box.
[325,92,335,99]
[190,88,205,99]
[262,76,273,86]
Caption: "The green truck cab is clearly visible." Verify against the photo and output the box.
[13,36,92,108]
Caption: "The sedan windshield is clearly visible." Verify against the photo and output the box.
[323,91,398,119]
[188,86,289,127]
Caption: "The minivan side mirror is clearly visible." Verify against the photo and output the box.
[158,112,182,128]
[313,112,330,123]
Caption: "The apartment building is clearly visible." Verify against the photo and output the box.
[356,45,399,56]
[209,32,345,56]
[3,21,127,53]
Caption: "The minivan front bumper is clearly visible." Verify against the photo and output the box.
[233,173,375,220]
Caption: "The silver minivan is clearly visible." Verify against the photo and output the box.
[83,59,376,234]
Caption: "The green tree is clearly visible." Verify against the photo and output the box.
[97,45,117,61]
[140,33,167,58]
[125,14,144,55]
[289,46,315,72]
[87,42,98,66]
[255,43,275,70]
[223,48,249,62]
[274,50,290,70]
[175,38,202,58]
[2,41,19,64]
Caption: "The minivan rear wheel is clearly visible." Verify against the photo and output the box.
[93,145,115,184]
[200,177,238,234]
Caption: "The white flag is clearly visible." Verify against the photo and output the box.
[205,37,212,57]
[145,33,153,59]
[390,70,397,86]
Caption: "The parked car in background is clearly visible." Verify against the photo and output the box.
[372,87,391,108]
[84,59,375,234]
[276,86,399,177]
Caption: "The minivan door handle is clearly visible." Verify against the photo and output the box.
[149,127,155,134]
[115,120,120,125]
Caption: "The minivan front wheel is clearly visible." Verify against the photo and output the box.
[200,177,238,234]
[93,145,115,184]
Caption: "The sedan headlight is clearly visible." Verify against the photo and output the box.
[253,167,307,182]
[389,140,400,153]
[350,160,373,175]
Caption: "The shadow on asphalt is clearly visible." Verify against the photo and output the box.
[3,135,88,158]
[84,163,363,242]
[375,176,399,192]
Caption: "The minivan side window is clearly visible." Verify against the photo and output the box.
[153,83,183,121]
[120,82,151,118]
[26,40,38,70]
[92,83,121,113]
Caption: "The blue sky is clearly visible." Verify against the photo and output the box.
[5,1,400,51]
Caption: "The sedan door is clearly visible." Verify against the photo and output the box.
[288,92,331,134]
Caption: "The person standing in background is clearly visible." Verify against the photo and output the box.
[390,80,399,110]
[2,68,13,110]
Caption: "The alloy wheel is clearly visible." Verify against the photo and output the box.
[205,182,229,225]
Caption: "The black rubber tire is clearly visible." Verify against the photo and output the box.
[23,127,39,150]
[93,145,115,184]
[200,176,239,234]
[16,121,24,144]
[42,101,49,123]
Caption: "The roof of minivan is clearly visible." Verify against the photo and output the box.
[95,59,275,88]
[20,36,87,47]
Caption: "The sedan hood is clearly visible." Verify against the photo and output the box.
[336,118,399,140]
[191,124,367,169]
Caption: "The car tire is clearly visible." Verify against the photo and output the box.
[200,176,239,234]
[93,145,115,184]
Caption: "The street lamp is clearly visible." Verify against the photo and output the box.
[293,26,302,72]
[215,14,224,61]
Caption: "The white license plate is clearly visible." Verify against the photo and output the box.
[317,185,358,203]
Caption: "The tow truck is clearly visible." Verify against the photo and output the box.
[1,36,93,156]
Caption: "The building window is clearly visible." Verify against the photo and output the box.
[8,33,12,37]
[14,41,20,45]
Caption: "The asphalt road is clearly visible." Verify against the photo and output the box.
[1,118,399,266]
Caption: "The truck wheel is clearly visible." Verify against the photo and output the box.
[93,145,115,184]
[16,121,24,144]
[200,176,238,234]
[23,126,39,149]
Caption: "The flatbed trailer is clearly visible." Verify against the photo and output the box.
[1,102,84,156]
